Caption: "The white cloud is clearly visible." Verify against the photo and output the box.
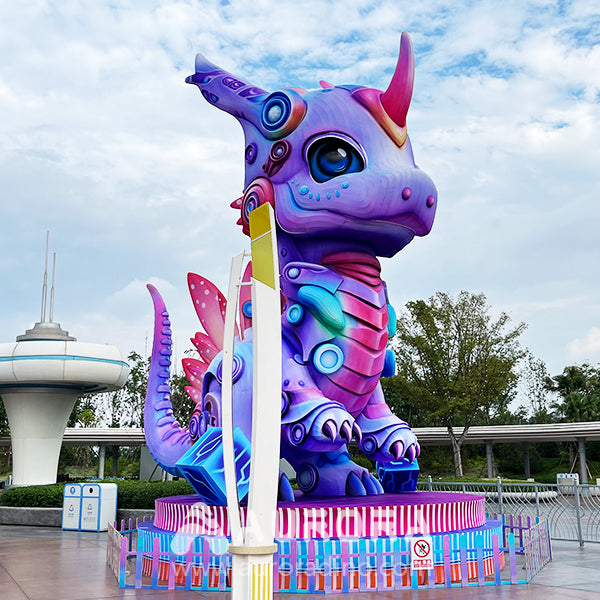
[0,0,598,380]
[567,327,600,362]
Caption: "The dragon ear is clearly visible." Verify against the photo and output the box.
[187,54,307,140]
[186,53,268,125]
[380,32,415,129]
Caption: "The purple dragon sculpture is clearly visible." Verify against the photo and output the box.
[144,32,437,499]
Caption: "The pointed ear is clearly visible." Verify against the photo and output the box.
[186,53,268,126]
[187,54,307,139]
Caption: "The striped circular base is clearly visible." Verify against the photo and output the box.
[154,491,486,538]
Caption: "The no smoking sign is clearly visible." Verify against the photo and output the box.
[411,536,434,570]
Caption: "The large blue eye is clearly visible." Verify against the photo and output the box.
[307,137,364,183]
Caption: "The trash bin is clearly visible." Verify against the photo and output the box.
[80,483,117,531]
[62,483,82,530]
[62,482,117,531]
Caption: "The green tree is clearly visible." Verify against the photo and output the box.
[522,352,553,423]
[389,291,526,477]
[549,364,600,422]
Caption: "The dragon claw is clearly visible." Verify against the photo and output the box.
[278,472,295,502]
[406,444,416,462]
[323,419,338,441]
[340,421,352,443]
[390,440,404,461]
[346,471,367,496]
[352,422,362,443]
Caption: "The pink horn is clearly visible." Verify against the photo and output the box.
[380,32,415,128]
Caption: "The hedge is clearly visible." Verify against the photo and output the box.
[0,479,195,509]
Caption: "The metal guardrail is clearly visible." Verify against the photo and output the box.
[417,478,600,546]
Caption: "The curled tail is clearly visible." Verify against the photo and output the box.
[144,284,192,476]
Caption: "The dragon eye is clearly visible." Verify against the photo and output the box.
[307,137,364,183]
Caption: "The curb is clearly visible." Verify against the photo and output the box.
[0,506,155,528]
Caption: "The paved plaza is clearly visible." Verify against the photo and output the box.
[1,524,599,599]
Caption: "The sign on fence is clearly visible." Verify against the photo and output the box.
[411,536,434,571]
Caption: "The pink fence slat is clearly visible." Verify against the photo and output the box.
[508,533,517,584]
[492,534,501,586]
[376,537,385,591]
[443,535,452,588]
[358,538,368,591]
[341,538,349,593]
[475,534,484,586]
[290,539,298,593]
[119,535,128,588]
[202,538,210,589]
[518,515,523,548]
[135,529,144,588]
[308,539,316,594]
[151,537,160,588]
[185,543,194,589]
[168,551,176,590]
[323,539,332,593]
[459,534,468,587]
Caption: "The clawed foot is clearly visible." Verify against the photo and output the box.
[282,393,360,451]
[355,414,420,463]
[288,449,383,496]
[278,472,295,502]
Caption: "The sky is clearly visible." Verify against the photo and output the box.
[1,0,599,390]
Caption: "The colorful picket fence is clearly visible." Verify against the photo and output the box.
[107,513,552,592]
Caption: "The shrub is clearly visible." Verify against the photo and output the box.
[0,483,65,507]
[0,479,195,509]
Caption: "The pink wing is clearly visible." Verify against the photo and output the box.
[188,272,239,349]
[182,357,208,390]
[190,331,220,364]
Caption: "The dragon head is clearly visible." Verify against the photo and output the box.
[187,32,437,258]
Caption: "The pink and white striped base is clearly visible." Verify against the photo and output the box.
[154,492,486,538]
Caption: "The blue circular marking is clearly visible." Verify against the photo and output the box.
[335,190,340,197]
[309,193,313,199]
[299,186,309,195]
[286,304,304,324]
[316,193,320,200]
[242,301,252,318]
[327,192,331,199]
[287,267,300,279]
[313,343,344,374]
[341,182,349,189]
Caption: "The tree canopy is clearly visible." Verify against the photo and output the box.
[549,364,600,423]
[386,291,526,477]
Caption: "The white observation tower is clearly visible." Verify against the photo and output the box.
[0,235,129,486]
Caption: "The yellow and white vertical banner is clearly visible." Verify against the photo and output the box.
[227,203,281,600]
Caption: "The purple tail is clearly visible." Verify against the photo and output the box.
[144,284,192,477]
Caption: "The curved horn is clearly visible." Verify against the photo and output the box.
[380,32,415,128]
[144,284,192,477]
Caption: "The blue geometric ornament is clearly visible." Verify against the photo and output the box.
[176,427,251,505]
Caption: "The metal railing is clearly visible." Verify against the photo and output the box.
[418,478,600,546]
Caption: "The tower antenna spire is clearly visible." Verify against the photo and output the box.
[40,231,49,323]
[49,252,57,323]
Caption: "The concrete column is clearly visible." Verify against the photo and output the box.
[485,440,493,478]
[523,442,531,480]
[578,438,588,484]
[112,445,119,477]
[98,444,106,479]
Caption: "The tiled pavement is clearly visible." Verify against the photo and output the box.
[1,525,600,599]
